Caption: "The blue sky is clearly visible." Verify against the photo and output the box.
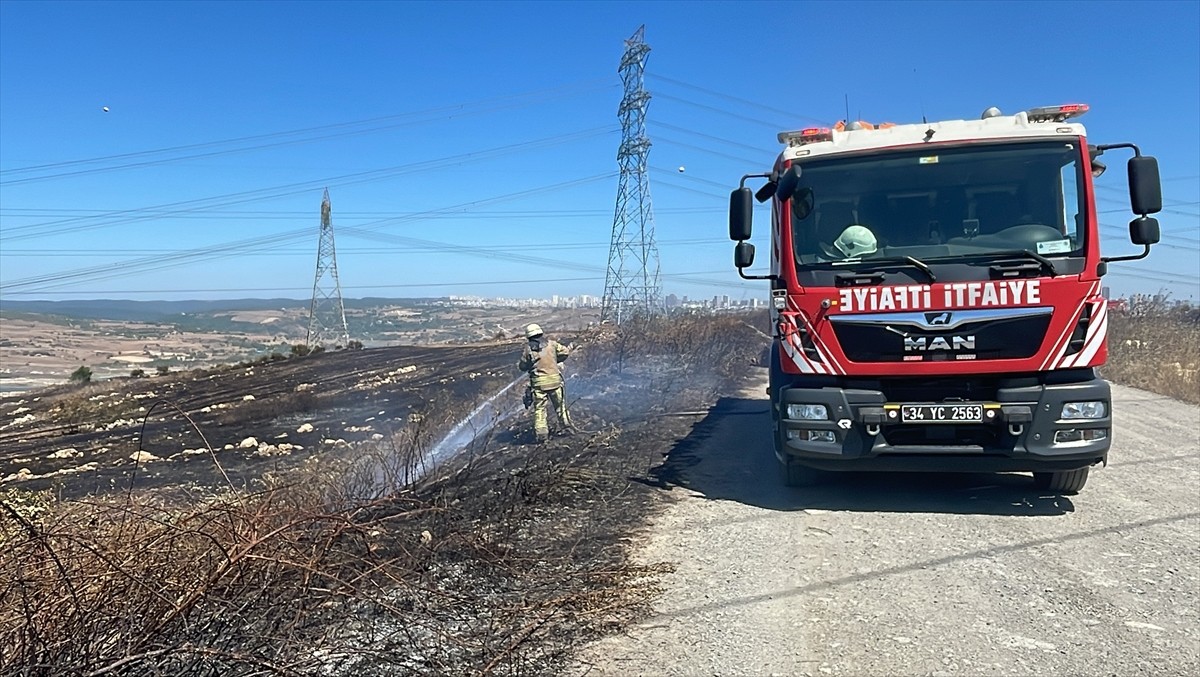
[1,0,1197,303]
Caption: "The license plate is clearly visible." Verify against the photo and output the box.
[900,403,984,423]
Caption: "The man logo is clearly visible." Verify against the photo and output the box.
[926,311,952,326]
[904,335,976,351]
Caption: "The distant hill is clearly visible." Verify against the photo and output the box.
[0,297,436,321]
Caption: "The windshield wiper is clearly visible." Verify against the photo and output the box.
[841,255,937,282]
[976,250,1059,277]
[924,249,1058,277]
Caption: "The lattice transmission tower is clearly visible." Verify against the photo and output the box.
[306,188,350,348]
[601,25,662,324]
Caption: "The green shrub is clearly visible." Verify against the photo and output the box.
[69,366,93,384]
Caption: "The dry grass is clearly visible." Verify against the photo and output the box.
[1104,295,1200,404]
[45,385,146,427]
[573,312,765,381]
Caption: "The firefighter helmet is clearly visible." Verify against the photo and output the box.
[821,225,878,259]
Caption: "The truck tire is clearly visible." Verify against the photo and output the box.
[1032,467,1090,494]
[780,459,821,487]
[768,343,784,423]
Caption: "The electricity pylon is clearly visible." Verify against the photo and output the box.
[601,25,662,324]
[306,188,350,348]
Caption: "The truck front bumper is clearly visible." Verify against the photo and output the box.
[776,378,1111,472]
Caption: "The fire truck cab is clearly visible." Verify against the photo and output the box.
[729,104,1163,493]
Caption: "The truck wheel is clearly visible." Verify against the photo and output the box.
[780,460,821,487]
[1032,467,1090,494]
[768,343,784,423]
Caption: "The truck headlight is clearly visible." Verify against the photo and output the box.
[786,404,828,420]
[1061,401,1106,419]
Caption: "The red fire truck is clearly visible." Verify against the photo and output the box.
[729,104,1162,493]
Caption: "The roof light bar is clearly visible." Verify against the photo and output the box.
[778,127,834,145]
[1027,103,1089,122]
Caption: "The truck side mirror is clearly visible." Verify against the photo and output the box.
[1128,156,1162,215]
[775,165,802,202]
[734,241,756,268]
[1129,216,1160,246]
[730,188,753,241]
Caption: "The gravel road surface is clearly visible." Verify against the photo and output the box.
[573,373,1200,676]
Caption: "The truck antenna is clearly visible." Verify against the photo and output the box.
[914,68,927,124]
[844,93,850,125]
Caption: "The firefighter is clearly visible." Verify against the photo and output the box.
[517,323,573,443]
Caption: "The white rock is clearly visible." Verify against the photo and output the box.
[239,436,259,449]
[57,462,98,475]
[48,448,83,459]
[242,394,256,401]
[129,451,159,463]
[1124,621,1166,631]
[2,468,33,482]
[296,423,314,434]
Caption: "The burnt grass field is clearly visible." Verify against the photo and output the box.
[0,314,765,676]
[0,342,521,497]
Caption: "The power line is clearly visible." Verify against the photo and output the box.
[0,127,618,243]
[0,79,616,182]
[653,92,787,131]
[0,173,619,293]
[1099,223,1200,250]
[647,73,828,126]
[652,133,765,166]
[649,121,775,156]
[0,237,732,258]
[0,206,717,219]
[1106,267,1200,286]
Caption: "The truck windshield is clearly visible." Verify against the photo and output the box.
[790,140,1087,269]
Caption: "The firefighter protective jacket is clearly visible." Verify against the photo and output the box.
[518,339,570,391]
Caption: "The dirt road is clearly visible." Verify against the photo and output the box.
[573,373,1200,676]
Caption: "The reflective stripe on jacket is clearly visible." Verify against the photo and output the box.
[518,339,570,390]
